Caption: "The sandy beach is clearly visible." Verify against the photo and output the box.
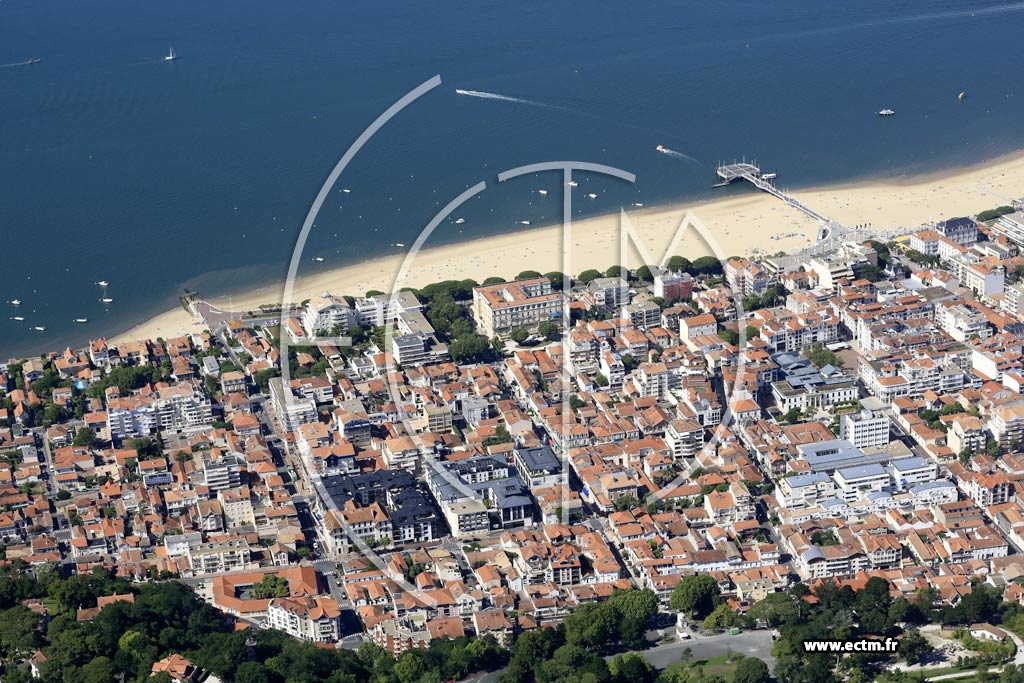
[110,153,1024,345]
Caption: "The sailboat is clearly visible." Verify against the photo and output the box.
[164,47,177,62]
[958,91,966,101]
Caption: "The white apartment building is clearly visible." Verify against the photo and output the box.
[269,377,318,432]
[776,472,836,510]
[834,464,891,503]
[679,314,717,341]
[993,211,1024,246]
[187,539,255,575]
[587,277,630,309]
[472,277,563,337]
[934,301,992,342]
[665,419,703,460]
[106,384,213,440]
[267,596,342,643]
[303,293,353,336]
[887,457,937,491]
[840,409,890,449]
[990,404,1024,447]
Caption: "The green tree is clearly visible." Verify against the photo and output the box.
[80,655,115,683]
[564,602,620,651]
[703,603,742,630]
[233,661,272,683]
[635,265,654,282]
[691,256,723,276]
[608,589,658,623]
[605,265,625,279]
[899,627,930,664]
[449,334,491,363]
[510,328,529,344]
[734,656,771,683]
[577,269,603,284]
[516,270,542,280]
[609,653,654,683]
[544,272,566,290]
[538,321,561,341]
[669,575,719,619]
[0,604,40,660]
[719,328,738,345]
[747,591,801,627]
[482,276,506,286]
[72,428,96,448]
[667,256,691,273]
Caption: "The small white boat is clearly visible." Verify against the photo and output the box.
[10,316,24,322]
[586,193,598,199]
[33,326,45,332]
[313,257,325,262]
[519,220,531,225]
[633,203,644,207]
[342,188,351,193]
[96,280,109,287]
[101,297,114,303]
[395,242,405,247]
[74,318,88,323]
[958,91,966,101]
[454,218,465,224]
[8,299,20,306]
[878,108,895,116]
[164,47,176,62]
[537,189,548,196]
[567,180,578,187]
[761,172,778,180]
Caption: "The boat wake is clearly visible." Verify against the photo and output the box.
[0,59,41,68]
[455,89,550,108]
[656,146,702,167]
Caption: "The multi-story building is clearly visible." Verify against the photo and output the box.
[624,301,661,330]
[354,290,423,328]
[267,596,342,643]
[679,314,717,341]
[776,472,836,509]
[187,539,255,575]
[992,211,1024,247]
[426,456,532,536]
[514,444,563,490]
[586,277,630,310]
[834,464,891,503]
[269,377,318,432]
[303,293,353,336]
[839,409,890,449]
[665,418,703,460]
[199,451,244,493]
[106,383,213,440]
[990,404,1024,447]
[653,271,694,300]
[472,277,563,337]
[725,258,775,296]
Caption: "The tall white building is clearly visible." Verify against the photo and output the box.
[303,293,353,336]
[839,409,890,449]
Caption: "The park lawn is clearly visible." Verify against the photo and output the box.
[687,655,742,682]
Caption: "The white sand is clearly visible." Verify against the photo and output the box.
[110,153,1024,344]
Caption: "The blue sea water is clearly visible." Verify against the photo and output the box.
[1,0,1023,357]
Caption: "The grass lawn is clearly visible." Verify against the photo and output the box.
[683,655,744,682]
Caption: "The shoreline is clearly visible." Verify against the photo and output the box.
[109,151,1024,346]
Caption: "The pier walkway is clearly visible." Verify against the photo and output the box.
[714,161,911,256]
